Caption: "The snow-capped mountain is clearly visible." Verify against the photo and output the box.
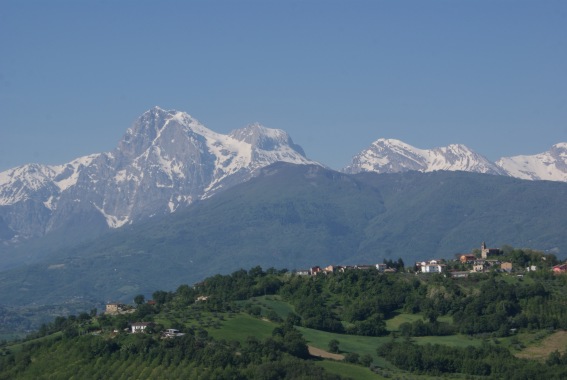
[495,143,567,182]
[2,108,566,245]
[0,107,317,241]
[342,138,507,175]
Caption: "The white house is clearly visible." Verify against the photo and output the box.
[164,328,185,338]
[420,260,444,274]
[131,322,153,333]
[376,263,387,272]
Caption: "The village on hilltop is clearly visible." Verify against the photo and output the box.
[295,242,567,279]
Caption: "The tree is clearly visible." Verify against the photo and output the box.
[344,352,360,364]
[424,309,439,324]
[328,339,340,354]
[266,310,282,323]
[134,294,145,305]
[285,312,301,326]
[361,354,373,367]
[152,290,171,305]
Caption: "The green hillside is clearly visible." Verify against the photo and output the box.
[2,267,567,379]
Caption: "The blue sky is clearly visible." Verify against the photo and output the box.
[1,0,566,172]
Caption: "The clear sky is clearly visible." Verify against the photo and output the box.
[1,0,566,172]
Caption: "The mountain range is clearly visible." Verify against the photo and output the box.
[1,108,567,330]
[1,107,566,248]
[342,137,567,180]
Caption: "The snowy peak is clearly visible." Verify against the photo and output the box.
[496,143,567,181]
[0,164,57,206]
[106,107,318,222]
[117,107,212,160]
[0,107,318,239]
[344,138,567,182]
[343,138,505,175]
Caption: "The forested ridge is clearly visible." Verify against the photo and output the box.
[2,261,567,379]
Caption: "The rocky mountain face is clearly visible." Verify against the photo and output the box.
[342,138,507,175]
[0,107,317,242]
[495,143,567,182]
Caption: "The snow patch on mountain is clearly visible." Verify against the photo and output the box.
[52,154,100,191]
[496,143,567,181]
[93,203,130,228]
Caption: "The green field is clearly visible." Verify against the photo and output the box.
[298,326,394,368]
[203,298,484,371]
[253,295,295,318]
[207,313,278,342]
[386,312,453,331]
[385,312,423,330]
[238,295,296,319]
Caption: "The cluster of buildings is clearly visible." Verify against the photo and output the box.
[418,242,528,278]
[104,304,185,337]
[295,242,567,279]
[417,257,513,278]
[418,242,567,277]
[295,263,397,276]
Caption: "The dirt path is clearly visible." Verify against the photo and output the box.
[308,345,345,360]
[516,330,567,361]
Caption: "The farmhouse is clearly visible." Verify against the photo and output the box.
[473,260,487,273]
[131,322,153,334]
[164,329,185,338]
[376,263,387,272]
[420,260,444,274]
[105,303,124,314]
